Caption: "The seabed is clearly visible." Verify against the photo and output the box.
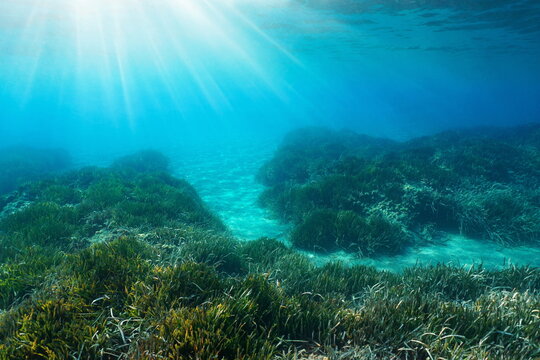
[0,126,539,359]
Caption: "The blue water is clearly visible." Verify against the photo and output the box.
[1,0,540,270]
[2,0,540,150]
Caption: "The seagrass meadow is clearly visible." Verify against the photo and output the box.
[0,127,539,359]
[2,0,540,357]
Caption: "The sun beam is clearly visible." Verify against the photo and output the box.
[1,0,306,128]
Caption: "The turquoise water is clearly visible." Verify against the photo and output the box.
[173,141,289,241]
[2,0,540,150]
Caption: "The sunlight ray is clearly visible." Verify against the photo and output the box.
[16,0,47,106]
[1,0,313,130]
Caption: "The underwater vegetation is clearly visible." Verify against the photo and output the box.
[257,124,540,256]
[0,146,71,196]
[0,233,539,358]
[0,150,223,311]
[0,148,538,359]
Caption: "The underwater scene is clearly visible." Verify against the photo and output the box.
[1,0,540,359]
